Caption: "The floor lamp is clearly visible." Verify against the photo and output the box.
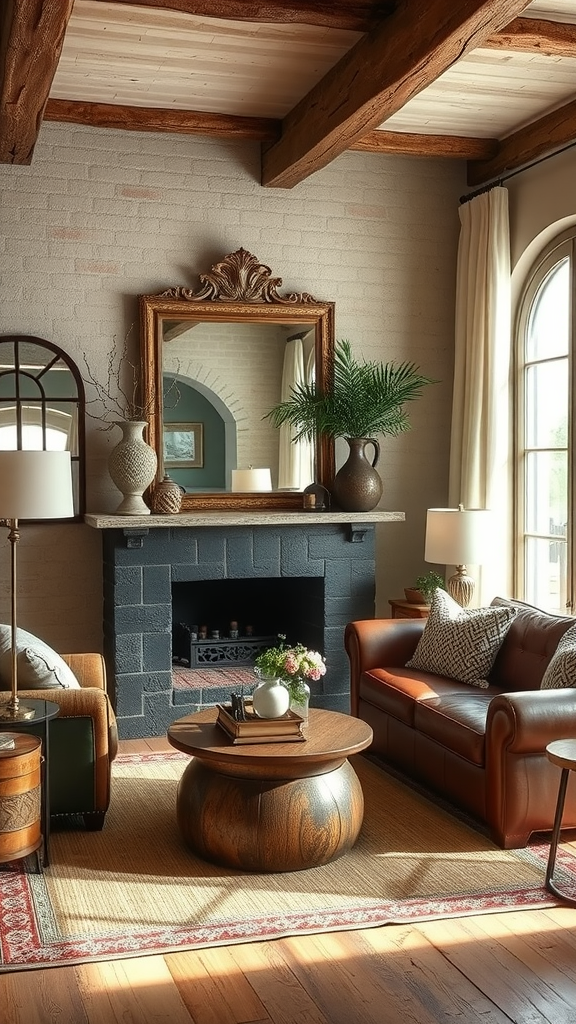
[0,450,74,721]
[425,504,492,608]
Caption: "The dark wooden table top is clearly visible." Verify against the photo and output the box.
[167,707,373,770]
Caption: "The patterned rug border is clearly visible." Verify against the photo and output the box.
[1,750,574,972]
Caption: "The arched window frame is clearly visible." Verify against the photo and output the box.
[0,335,86,518]
[515,230,576,614]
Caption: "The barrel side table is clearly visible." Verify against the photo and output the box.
[0,698,60,867]
[0,733,43,871]
[545,739,576,906]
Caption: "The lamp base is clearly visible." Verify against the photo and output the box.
[447,565,475,608]
[0,697,36,721]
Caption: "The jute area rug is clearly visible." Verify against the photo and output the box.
[1,749,575,972]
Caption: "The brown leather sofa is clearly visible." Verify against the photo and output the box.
[345,599,576,848]
[19,653,118,829]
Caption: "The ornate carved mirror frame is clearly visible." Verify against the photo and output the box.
[140,249,335,511]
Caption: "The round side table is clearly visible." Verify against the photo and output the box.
[0,733,43,869]
[545,739,576,906]
[0,698,60,868]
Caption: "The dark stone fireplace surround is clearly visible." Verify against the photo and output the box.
[86,511,403,738]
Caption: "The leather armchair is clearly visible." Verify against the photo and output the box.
[19,653,118,830]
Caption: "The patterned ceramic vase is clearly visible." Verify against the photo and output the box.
[108,420,157,515]
[151,473,183,514]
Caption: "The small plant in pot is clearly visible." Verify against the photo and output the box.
[405,570,446,605]
[265,339,435,512]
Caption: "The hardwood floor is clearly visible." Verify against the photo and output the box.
[5,737,576,1024]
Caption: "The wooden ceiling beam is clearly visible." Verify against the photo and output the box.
[0,0,74,164]
[467,98,576,186]
[261,0,533,189]
[45,99,495,161]
[484,16,576,57]
[89,0,395,32]
[44,99,281,142]
[351,131,498,161]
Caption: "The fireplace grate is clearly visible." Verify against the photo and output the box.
[174,623,277,668]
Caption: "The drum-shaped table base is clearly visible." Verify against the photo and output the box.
[176,757,365,872]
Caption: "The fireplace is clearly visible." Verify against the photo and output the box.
[87,510,402,738]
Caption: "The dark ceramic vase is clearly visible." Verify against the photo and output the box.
[331,437,383,512]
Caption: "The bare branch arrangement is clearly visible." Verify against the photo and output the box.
[82,325,153,428]
[83,325,180,429]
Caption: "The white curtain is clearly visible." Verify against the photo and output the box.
[449,186,512,604]
[277,337,314,490]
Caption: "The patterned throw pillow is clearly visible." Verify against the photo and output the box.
[406,588,517,689]
[540,624,576,689]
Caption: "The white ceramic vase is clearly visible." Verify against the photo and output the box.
[108,420,157,515]
[251,677,290,719]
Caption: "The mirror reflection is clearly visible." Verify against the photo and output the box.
[162,319,316,494]
[140,249,335,512]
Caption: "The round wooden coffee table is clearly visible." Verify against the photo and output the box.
[167,707,373,872]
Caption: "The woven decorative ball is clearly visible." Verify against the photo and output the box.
[152,474,183,514]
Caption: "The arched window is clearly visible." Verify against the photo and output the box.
[515,233,574,614]
[0,336,86,517]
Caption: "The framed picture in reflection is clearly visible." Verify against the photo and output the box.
[163,422,204,468]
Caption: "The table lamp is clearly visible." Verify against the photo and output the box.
[0,450,75,720]
[231,467,272,492]
[424,504,492,607]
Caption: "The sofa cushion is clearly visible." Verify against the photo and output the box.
[406,589,517,689]
[540,624,576,689]
[359,667,474,726]
[0,625,80,690]
[490,598,576,691]
[413,691,496,766]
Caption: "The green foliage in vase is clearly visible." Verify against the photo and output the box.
[265,339,436,441]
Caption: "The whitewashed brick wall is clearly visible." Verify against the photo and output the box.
[0,122,464,653]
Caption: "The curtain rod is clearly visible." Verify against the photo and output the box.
[286,330,311,342]
[459,138,576,205]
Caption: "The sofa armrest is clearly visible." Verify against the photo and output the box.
[18,683,118,760]
[345,619,426,717]
[488,688,576,754]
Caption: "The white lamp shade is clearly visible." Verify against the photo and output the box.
[425,507,491,566]
[231,468,272,493]
[0,450,75,519]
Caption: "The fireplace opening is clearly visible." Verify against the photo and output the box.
[171,577,325,698]
[172,577,324,665]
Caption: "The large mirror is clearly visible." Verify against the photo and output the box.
[140,249,335,511]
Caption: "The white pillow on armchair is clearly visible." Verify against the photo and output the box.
[0,625,80,690]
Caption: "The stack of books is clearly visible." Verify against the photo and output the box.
[216,703,306,744]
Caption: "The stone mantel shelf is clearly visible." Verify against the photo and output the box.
[85,510,405,530]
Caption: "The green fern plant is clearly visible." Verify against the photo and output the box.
[265,339,435,440]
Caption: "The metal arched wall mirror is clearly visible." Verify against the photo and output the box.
[140,249,335,511]
[0,335,86,518]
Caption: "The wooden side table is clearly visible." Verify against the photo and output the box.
[0,698,60,867]
[545,739,576,906]
[389,599,430,619]
[0,733,43,870]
